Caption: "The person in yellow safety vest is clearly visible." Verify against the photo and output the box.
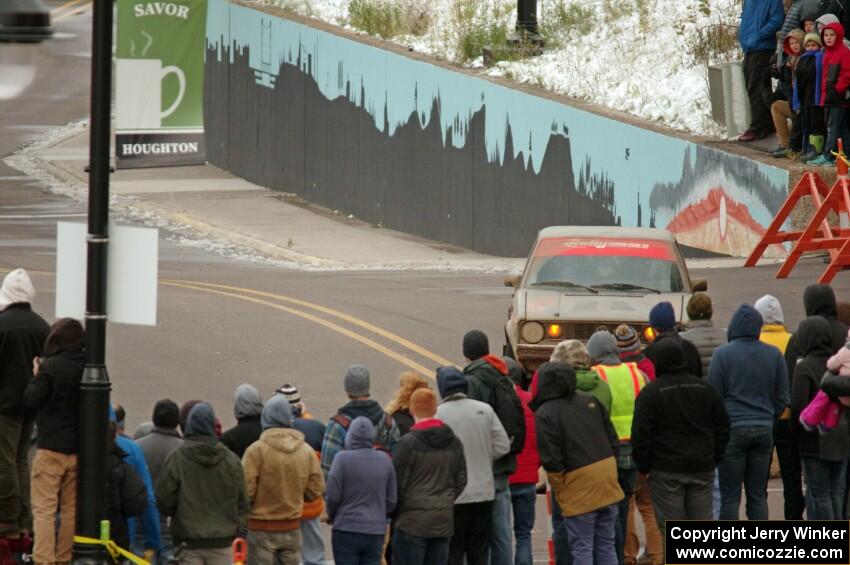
[586,330,648,565]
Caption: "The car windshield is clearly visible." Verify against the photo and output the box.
[525,238,686,293]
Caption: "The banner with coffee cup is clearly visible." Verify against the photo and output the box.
[115,0,206,168]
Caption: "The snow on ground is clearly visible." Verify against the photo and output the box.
[255,0,743,137]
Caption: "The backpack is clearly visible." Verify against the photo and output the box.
[331,412,395,453]
[488,375,526,455]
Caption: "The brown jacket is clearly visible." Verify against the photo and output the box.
[243,428,325,531]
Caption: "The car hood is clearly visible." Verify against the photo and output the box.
[523,289,687,323]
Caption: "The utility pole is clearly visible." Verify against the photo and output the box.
[72,0,112,561]
[516,0,538,36]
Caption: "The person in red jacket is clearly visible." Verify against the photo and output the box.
[811,21,850,165]
[506,358,540,565]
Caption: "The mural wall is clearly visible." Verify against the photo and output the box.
[205,0,790,257]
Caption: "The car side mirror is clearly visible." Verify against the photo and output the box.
[504,275,521,288]
[692,279,708,292]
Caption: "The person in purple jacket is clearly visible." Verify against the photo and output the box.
[325,416,397,565]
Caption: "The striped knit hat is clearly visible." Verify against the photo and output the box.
[614,324,641,353]
[274,383,302,405]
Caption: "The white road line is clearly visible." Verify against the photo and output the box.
[0,213,86,219]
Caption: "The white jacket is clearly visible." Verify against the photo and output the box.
[436,394,510,504]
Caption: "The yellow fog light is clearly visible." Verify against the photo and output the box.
[547,323,563,339]
[643,326,657,343]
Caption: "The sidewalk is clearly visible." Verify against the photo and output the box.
[10,122,767,272]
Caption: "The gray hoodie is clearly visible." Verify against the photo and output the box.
[586,331,621,366]
[325,417,397,535]
[234,384,263,420]
[817,14,850,49]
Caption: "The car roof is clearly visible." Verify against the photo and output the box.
[536,226,676,243]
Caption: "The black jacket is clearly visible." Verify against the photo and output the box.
[23,344,85,453]
[530,363,619,474]
[107,447,148,551]
[0,303,50,416]
[220,416,262,458]
[786,285,848,376]
[632,339,729,475]
[391,409,415,437]
[392,422,467,538]
[797,51,822,107]
[645,332,703,379]
[790,316,850,460]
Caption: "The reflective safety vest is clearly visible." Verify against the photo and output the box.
[593,362,645,441]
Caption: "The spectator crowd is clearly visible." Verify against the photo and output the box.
[2,265,850,565]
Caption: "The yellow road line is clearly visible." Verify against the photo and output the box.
[52,0,91,22]
[50,0,84,15]
[162,280,436,378]
[163,279,457,368]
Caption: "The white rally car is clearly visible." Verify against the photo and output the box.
[504,226,707,371]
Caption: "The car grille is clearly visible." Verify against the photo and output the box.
[565,322,650,342]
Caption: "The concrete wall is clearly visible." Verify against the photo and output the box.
[204,0,790,258]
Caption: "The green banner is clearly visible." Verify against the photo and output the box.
[115,0,207,167]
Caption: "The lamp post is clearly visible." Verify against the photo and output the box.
[516,0,538,36]
[71,0,112,562]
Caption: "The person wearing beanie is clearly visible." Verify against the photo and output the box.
[530,362,623,565]
[614,325,656,382]
[585,330,647,565]
[320,365,400,477]
[326,417,397,565]
[460,330,524,565]
[645,301,703,378]
[156,403,248,565]
[0,267,49,539]
[503,358,540,565]
[221,384,264,459]
[385,371,432,437]
[755,295,792,353]
[548,340,612,414]
[436,366,510,565]
[242,397,324,565]
[708,305,789,520]
[632,339,729,556]
[680,294,727,378]
[392,389,467,565]
[796,30,827,162]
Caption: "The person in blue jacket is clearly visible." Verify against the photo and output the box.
[738,0,786,142]
[110,405,162,561]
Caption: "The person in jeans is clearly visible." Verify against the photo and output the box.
[506,359,539,565]
[436,367,510,565]
[790,316,849,519]
[155,403,248,565]
[708,304,789,520]
[737,0,784,141]
[0,268,49,544]
[325,417,396,565]
[531,362,623,565]
[631,339,729,558]
[243,396,325,565]
[392,389,466,565]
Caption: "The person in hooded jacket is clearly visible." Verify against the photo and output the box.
[631,339,729,557]
[436,367,510,565]
[797,31,828,162]
[679,294,727,378]
[106,422,149,553]
[644,302,702,379]
[789,316,850,519]
[787,285,848,370]
[753,295,801,520]
[737,0,785,142]
[460,330,523,565]
[769,29,806,158]
[222,384,265,459]
[810,21,850,165]
[505,359,539,565]
[0,268,49,541]
[391,388,466,565]
[708,305,789,520]
[385,372,431,437]
[531,362,623,565]
[155,403,248,565]
[326,417,397,565]
[321,365,400,477]
[23,318,85,565]
[586,330,646,565]
[780,0,822,40]
[243,396,324,565]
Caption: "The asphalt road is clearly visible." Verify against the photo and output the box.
[4,2,850,555]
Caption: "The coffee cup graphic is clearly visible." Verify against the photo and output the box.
[116,58,186,129]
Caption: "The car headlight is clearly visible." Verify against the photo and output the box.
[546,323,563,339]
[520,322,545,344]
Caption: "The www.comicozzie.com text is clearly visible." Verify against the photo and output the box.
[670,525,847,544]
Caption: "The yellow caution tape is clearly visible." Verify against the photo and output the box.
[73,535,150,565]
